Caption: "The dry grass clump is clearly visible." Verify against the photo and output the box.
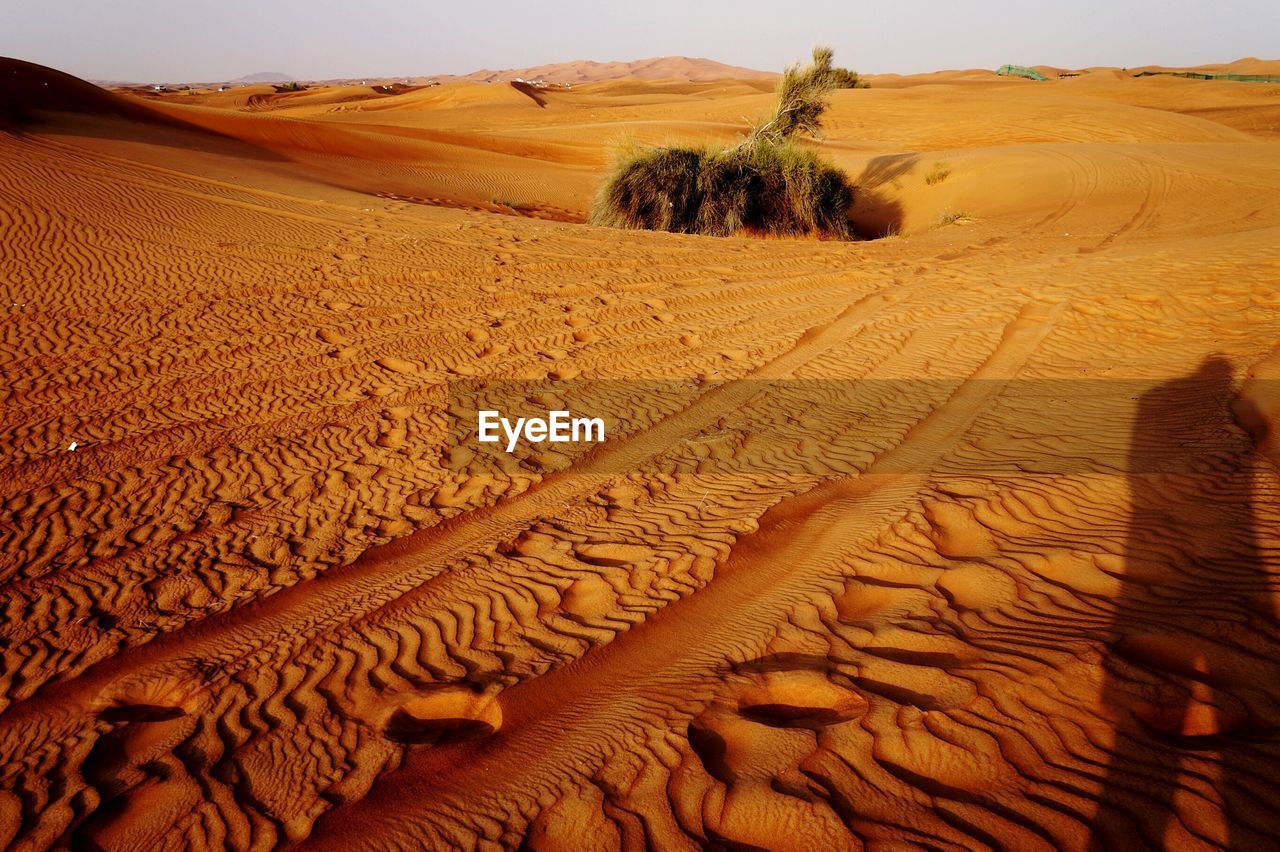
[829,66,870,89]
[751,45,860,145]
[589,140,853,237]
[590,47,861,239]
[924,161,951,185]
[937,209,975,226]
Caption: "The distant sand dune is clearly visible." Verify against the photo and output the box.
[456,55,776,84]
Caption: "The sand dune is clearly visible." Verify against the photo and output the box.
[2,53,1280,850]
[1,58,169,125]
[457,56,775,84]
[1132,56,1280,76]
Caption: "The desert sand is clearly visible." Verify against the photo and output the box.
[2,55,1280,849]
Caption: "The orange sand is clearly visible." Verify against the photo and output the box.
[2,55,1280,849]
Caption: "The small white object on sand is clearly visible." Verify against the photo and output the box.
[67,442,77,452]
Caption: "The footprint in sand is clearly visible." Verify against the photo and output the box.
[95,672,200,725]
[76,707,198,848]
[686,660,868,800]
[381,686,502,746]
[317,328,351,346]
[377,426,407,449]
[559,575,621,625]
[374,357,420,375]
[730,666,867,729]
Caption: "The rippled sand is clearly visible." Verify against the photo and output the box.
[3,56,1280,850]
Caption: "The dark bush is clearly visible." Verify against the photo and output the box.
[829,67,869,89]
[589,47,860,238]
[589,139,854,238]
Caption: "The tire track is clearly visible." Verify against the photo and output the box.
[305,298,1067,848]
[0,290,896,743]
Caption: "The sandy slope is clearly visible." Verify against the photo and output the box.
[2,56,1280,849]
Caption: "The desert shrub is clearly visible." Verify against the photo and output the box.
[829,66,869,89]
[590,138,853,238]
[733,139,854,236]
[752,45,842,145]
[589,146,709,233]
[924,161,951,185]
[936,209,974,226]
[590,47,860,238]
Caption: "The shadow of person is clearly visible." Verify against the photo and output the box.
[1091,356,1280,850]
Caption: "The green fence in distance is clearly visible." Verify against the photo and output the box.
[1133,70,1280,83]
[996,64,1049,81]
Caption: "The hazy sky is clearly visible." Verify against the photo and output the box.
[2,0,1276,82]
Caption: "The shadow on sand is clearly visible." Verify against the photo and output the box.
[849,152,913,239]
[1092,356,1280,850]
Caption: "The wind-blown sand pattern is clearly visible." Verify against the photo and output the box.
[2,55,1280,849]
